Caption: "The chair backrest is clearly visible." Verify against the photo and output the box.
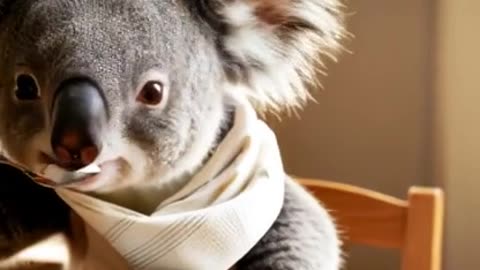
[297,178,444,270]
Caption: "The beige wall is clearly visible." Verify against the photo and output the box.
[434,0,480,269]
[273,0,480,269]
[270,0,435,269]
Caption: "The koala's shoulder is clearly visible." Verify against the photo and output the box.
[235,177,342,270]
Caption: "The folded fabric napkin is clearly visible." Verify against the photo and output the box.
[52,91,287,270]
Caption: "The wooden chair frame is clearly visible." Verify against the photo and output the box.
[297,178,445,270]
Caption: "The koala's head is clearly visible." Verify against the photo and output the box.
[0,0,346,193]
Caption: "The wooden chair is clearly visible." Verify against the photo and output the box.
[297,178,445,270]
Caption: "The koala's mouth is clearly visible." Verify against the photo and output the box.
[39,153,104,188]
[40,153,92,172]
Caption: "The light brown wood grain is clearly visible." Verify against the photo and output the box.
[297,178,444,270]
[297,178,408,248]
[402,187,444,270]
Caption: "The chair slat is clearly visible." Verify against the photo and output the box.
[402,187,444,270]
[297,178,444,270]
[297,178,408,248]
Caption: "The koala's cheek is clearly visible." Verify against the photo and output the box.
[112,140,151,185]
[1,136,37,169]
[0,104,46,165]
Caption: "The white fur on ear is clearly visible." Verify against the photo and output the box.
[215,0,347,114]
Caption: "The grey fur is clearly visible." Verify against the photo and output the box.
[0,0,346,269]
[0,0,227,194]
[237,178,342,270]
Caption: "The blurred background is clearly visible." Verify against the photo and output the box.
[270,0,480,269]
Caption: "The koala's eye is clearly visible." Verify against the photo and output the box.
[15,74,40,100]
[136,81,164,106]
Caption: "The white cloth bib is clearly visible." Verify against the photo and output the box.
[55,92,286,270]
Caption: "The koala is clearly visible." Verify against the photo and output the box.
[0,0,347,269]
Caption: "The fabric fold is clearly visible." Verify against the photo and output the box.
[55,90,286,270]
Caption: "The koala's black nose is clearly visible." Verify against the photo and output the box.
[50,78,107,170]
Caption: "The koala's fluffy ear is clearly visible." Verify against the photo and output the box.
[197,0,347,114]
